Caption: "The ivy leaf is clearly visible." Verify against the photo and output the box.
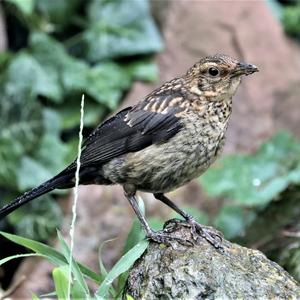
[36,0,81,31]
[0,85,43,188]
[59,100,105,129]
[29,32,145,110]
[83,0,163,62]
[214,205,256,239]
[282,3,300,38]
[16,109,71,190]
[200,132,300,206]
[85,62,132,110]
[6,0,35,15]
[29,32,159,111]
[125,59,159,82]
[5,52,62,101]
[8,195,63,241]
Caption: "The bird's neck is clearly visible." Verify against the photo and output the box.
[189,96,232,124]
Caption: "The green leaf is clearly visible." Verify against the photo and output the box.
[53,266,69,300]
[52,265,88,300]
[31,292,41,300]
[0,231,65,264]
[36,0,81,30]
[122,219,145,254]
[0,231,101,284]
[200,132,300,206]
[52,265,86,300]
[98,240,111,277]
[8,195,63,241]
[6,51,62,102]
[282,3,300,37]
[0,253,43,266]
[61,59,90,94]
[71,280,89,300]
[56,231,90,297]
[95,239,149,298]
[17,156,54,190]
[29,32,136,110]
[126,59,159,82]
[16,109,71,190]
[59,100,105,129]
[98,239,117,297]
[85,62,131,110]
[7,0,35,15]
[0,82,43,188]
[0,136,22,188]
[214,205,256,239]
[0,51,14,72]
[28,33,69,102]
[84,0,163,62]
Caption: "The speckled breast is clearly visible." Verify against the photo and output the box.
[103,111,229,193]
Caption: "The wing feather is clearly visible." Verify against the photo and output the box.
[67,95,184,171]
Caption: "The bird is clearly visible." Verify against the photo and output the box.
[0,54,258,249]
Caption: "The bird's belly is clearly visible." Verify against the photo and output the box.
[103,120,226,193]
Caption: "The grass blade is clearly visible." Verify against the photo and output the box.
[31,292,41,300]
[0,253,43,266]
[0,231,101,283]
[53,267,69,300]
[95,239,149,298]
[56,231,90,297]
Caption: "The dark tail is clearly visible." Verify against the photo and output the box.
[0,171,74,219]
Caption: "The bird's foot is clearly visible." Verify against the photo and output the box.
[163,218,191,230]
[146,229,193,247]
[187,217,224,252]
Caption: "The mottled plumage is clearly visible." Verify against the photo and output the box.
[0,54,258,248]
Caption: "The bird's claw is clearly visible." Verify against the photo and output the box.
[187,217,224,252]
[146,230,193,247]
[163,218,190,230]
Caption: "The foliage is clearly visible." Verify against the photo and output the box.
[0,0,162,240]
[280,240,300,281]
[282,2,300,38]
[268,0,300,39]
[0,218,149,299]
[83,0,163,62]
[200,132,300,239]
[267,0,300,40]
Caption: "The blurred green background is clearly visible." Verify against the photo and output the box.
[0,0,162,238]
[0,0,300,295]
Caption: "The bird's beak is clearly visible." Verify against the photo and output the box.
[233,62,259,77]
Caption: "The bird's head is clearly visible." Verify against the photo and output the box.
[186,54,258,102]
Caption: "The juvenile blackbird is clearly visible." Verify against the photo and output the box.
[0,54,258,248]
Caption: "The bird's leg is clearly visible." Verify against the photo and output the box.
[124,191,192,246]
[154,193,223,250]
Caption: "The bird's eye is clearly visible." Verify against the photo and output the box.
[208,67,219,77]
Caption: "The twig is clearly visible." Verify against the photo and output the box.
[67,94,85,300]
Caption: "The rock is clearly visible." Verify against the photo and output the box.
[125,1,300,150]
[125,220,300,300]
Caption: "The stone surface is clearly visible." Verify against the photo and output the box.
[125,220,300,300]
